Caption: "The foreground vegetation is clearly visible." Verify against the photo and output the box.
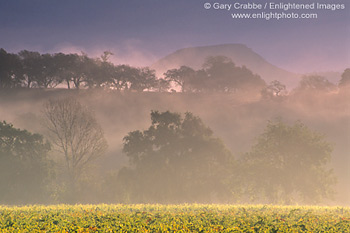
[0,204,349,232]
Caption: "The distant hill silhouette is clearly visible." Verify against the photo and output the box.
[152,44,301,88]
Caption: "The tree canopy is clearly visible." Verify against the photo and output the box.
[294,75,336,93]
[242,119,336,204]
[202,56,265,92]
[164,66,197,92]
[0,121,52,204]
[118,110,235,203]
[339,68,350,87]
[0,49,22,88]
[0,49,268,94]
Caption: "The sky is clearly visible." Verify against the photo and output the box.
[0,0,349,73]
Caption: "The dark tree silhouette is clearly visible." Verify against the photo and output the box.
[36,53,62,88]
[164,66,196,92]
[108,65,138,91]
[51,53,91,89]
[0,48,22,88]
[0,121,52,204]
[70,53,91,89]
[85,52,115,89]
[129,67,157,92]
[202,56,265,92]
[118,110,235,203]
[18,50,43,88]
[154,78,171,92]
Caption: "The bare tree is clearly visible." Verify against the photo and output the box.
[43,97,107,187]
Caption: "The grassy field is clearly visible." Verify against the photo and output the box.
[0,204,349,232]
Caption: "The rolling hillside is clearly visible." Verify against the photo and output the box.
[152,44,301,88]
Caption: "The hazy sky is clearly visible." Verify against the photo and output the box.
[0,0,349,73]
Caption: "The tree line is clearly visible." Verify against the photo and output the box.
[0,98,337,205]
[0,49,262,92]
[1,48,349,97]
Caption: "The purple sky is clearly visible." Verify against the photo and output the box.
[0,0,349,73]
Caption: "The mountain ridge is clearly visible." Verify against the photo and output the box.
[151,44,301,88]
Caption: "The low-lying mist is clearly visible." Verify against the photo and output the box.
[0,87,349,205]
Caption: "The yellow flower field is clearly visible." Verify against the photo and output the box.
[0,204,349,232]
